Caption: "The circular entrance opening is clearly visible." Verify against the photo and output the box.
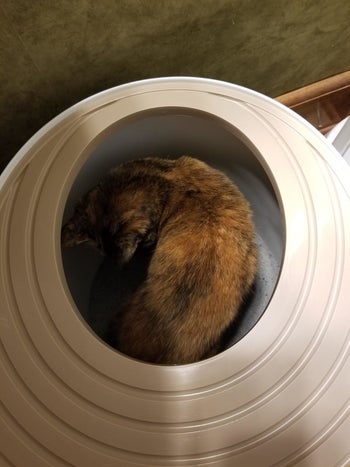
[61,108,284,360]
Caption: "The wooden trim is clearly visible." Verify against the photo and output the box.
[276,70,350,107]
[276,71,350,134]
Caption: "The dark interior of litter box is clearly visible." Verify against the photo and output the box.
[61,108,284,358]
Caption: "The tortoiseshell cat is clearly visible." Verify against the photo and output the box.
[61,156,258,364]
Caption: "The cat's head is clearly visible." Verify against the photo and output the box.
[61,183,158,267]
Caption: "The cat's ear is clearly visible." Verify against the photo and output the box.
[104,211,156,266]
[101,229,141,266]
[118,233,142,265]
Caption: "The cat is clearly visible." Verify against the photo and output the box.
[61,156,258,364]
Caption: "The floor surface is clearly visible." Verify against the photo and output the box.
[1,0,350,171]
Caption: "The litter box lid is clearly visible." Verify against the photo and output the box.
[0,77,349,466]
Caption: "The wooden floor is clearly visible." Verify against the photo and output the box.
[277,71,350,134]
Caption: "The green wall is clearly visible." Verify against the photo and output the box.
[1,0,350,170]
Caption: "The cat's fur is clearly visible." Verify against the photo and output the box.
[61,156,258,364]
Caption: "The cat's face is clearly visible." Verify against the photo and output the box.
[61,185,157,267]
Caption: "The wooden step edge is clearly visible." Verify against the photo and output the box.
[276,70,350,108]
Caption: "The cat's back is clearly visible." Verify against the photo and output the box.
[161,156,255,245]
[150,156,257,303]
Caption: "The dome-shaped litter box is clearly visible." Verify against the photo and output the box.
[0,77,349,467]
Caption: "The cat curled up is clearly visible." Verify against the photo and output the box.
[61,156,258,364]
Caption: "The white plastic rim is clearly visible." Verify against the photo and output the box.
[1,77,350,467]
